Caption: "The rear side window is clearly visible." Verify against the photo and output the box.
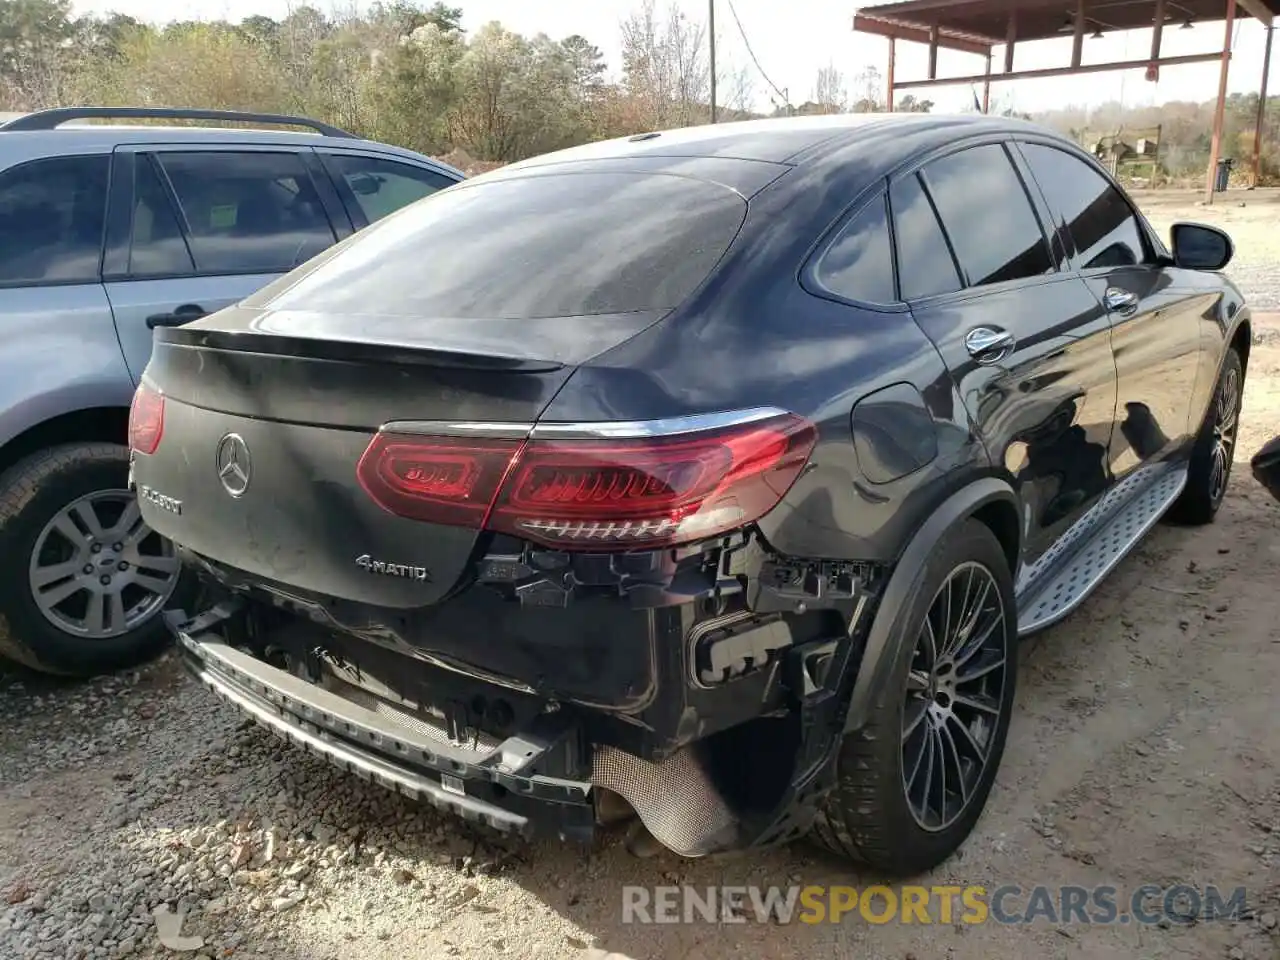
[0,155,108,285]
[922,143,1054,287]
[1018,143,1149,269]
[256,171,747,320]
[814,193,896,305]
[155,151,336,275]
[889,174,962,301]
[323,153,456,225]
[128,157,195,277]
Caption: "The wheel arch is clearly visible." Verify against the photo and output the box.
[0,406,131,480]
[843,476,1020,733]
[1229,315,1251,377]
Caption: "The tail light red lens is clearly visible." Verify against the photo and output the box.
[356,434,521,526]
[128,383,165,455]
[355,413,817,550]
[488,416,815,547]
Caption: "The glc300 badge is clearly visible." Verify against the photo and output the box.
[139,485,183,515]
[355,554,431,581]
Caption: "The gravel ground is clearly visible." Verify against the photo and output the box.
[3,192,1280,960]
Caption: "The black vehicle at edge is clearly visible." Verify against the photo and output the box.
[128,113,1249,876]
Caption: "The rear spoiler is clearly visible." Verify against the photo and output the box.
[155,325,566,374]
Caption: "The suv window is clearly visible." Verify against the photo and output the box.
[922,143,1054,288]
[324,153,455,225]
[128,157,195,277]
[814,193,896,304]
[255,171,747,320]
[1019,143,1149,270]
[155,151,336,275]
[0,155,108,286]
[889,174,963,301]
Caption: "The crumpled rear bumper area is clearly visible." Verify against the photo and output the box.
[167,603,741,856]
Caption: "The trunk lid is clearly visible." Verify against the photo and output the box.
[136,305,667,608]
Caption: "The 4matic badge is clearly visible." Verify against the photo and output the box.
[355,554,431,582]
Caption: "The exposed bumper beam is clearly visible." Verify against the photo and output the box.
[892,50,1227,88]
[853,13,995,56]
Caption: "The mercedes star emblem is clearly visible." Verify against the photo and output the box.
[215,433,252,498]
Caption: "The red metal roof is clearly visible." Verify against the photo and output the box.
[854,0,1277,51]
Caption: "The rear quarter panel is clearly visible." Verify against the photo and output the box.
[0,285,134,450]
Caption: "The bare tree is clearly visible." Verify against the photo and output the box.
[717,61,753,115]
[851,64,884,112]
[620,0,710,128]
[812,62,846,114]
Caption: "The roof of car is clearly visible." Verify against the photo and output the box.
[0,114,464,179]
[508,113,1045,166]
[475,112,1061,192]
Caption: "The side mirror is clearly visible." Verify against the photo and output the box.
[1170,221,1233,271]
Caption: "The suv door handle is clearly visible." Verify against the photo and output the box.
[1103,287,1140,314]
[964,326,1016,364]
[146,304,207,329]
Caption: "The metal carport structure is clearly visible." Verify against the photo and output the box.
[853,0,1278,200]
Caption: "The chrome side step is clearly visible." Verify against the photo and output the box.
[1016,461,1188,636]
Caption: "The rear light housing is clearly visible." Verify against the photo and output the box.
[356,411,817,550]
[356,434,520,527]
[128,383,165,455]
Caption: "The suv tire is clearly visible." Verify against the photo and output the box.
[0,443,189,676]
[812,519,1018,876]
[1170,347,1244,525]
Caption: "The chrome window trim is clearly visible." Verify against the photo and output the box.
[380,407,791,442]
[379,421,533,440]
[531,407,790,440]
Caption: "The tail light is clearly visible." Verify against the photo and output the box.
[356,434,520,527]
[128,383,165,455]
[356,412,817,550]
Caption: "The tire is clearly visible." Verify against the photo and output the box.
[812,519,1018,877]
[0,443,192,676]
[1170,348,1244,526]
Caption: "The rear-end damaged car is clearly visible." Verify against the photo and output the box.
[131,114,1250,874]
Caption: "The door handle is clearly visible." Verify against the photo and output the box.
[146,303,207,329]
[1103,287,1139,314]
[964,326,1016,364]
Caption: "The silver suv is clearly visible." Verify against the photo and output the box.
[0,107,464,676]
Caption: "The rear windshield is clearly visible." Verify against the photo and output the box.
[255,171,748,320]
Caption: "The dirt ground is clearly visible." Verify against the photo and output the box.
[3,191,1280,960]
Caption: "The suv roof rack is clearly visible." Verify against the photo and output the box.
[2,106,357,138]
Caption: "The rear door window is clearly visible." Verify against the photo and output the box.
[813,193,897,305]
[127,156,195,277]
[920,143,1054,288]
[0,155,109,286]
[155,151,337,275]
[1018,143,1150,269]
[889,174,963,301]
[254,171,748,319]
[322,153,457,226]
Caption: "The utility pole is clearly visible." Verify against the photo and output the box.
[709,0,717,122]
[1252,25,1273,187]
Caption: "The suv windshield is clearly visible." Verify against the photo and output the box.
[252,170,748,320]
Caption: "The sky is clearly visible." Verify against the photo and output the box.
[69,0,1277,117]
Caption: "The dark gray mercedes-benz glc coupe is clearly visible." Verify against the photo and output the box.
[129,113,1249,876]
